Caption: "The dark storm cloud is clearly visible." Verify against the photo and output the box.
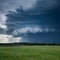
[0,0,36,33]
[0,0,36,13]
[4,0,60,43]
[6,0,60,37]
[0,0,60,13]
[35,0,60,10]
[6,0,60,23]
[5,0,60,35]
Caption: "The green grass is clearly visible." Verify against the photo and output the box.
[0,46,60,60]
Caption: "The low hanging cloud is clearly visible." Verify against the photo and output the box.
[12,26,56,36]
[0,0,60,43]
[5,0,60,35]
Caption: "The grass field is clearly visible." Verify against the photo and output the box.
[0,46,60,60]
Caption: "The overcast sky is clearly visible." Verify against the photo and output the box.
[0,0,60,43]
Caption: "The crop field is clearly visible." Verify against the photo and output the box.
[0,46,60,60]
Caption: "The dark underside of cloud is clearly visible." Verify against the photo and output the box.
[5,0,60,43]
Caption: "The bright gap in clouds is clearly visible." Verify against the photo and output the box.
[0,34,22,43]
[0,14,7,29]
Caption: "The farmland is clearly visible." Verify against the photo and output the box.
[0,46,60,60]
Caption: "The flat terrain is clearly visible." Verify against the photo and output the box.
[0,46,60,60]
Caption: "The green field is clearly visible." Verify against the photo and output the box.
[0,46,60,60]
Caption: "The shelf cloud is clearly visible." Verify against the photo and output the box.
[13,26,56,36]
[0,0,60,43]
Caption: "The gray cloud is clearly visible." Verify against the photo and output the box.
[12,26,56,36]
[0,0,60,43]
[35,0,59,10]
[0,0,36,13]
[0,0,36,31]
[0,0,60,14]
[5,0,60,35]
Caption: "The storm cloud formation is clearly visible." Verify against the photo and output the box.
[0,0,36,33]
[6,0,60,33]
[0,0,36,13]
[0,0,60,43]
